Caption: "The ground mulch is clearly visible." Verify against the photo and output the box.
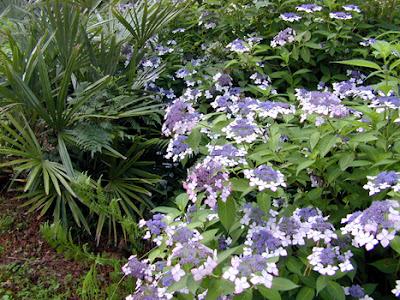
[0,193,88,299]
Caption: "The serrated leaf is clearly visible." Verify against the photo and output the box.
[233,289,252,300]
[202,229,219,244]
[152,206,181,218]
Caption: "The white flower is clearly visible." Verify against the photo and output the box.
[392,280,400,297]
[234,277,250,294]
[223,266,238,281]
[171,264,185,282]
[251,270,273,288]
[376,229,395,247]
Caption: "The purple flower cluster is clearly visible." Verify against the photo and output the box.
[244,165,286,192]
[226,39,250,53]
[296,89,349,124]
[184,158,231,208]
[296,4,322,13]
[122,256,151,279]
[343,4,361,13]
[126,217,219,299]
[257,101,296,118]
[241,203,269,226]
[213,73,233,92]
[360,38,376,47]
[344,285,372,300]
[369,96,400,112]
[250,73,272,91]
[270,28,296,48]
[162,99,202,137]
[307,245,353,275]
[126,284,172,300]
[364,171,400,195]
[141,56,162,69]
[223,255,278,294]
[208,144,247,167]
[222,117,264,144]
[171,241,218,281]
[279,12,302,22]
[341,200,400,250]
[244,226,287,257]
[279,208,337,244]
[165,135,193,162]
[329,11,352,20]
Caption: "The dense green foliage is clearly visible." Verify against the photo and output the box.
[1,0,400,299]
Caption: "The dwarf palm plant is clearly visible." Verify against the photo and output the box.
[0,0,183,242]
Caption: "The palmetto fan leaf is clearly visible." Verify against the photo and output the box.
[72,140,161,245]
[112,0,186,80]
[0,113,90,231]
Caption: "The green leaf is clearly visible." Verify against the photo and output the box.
[257,192,271,213]
[233,289,252,300]
[339,153,355,171]
[186,128,201,149]
[205,279,234,300]
[362,283,378,295]
[370,258,398,273]
[58,135,74,178]
[152,206,181,218]
[310,132,320,150]
[390,236,400,255]
[272,277,299,291]
[325,281,345,300]
[217,245,243,264]
[316,276,329,295]
[296,286,315,300]
[231,178,250,192]
[349,132,378,144]
[202,229,219,244]
[258,286,281,300]
[334,59,381,70]
[300,47,310,63]
[218,197,236,231]
[286,257,304,275]
[317,135,338,158]
[296,160,315,175]
[175,193,188,211]
[167,275,191,293]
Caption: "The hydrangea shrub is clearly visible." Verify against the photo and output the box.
[117,0,400,298]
